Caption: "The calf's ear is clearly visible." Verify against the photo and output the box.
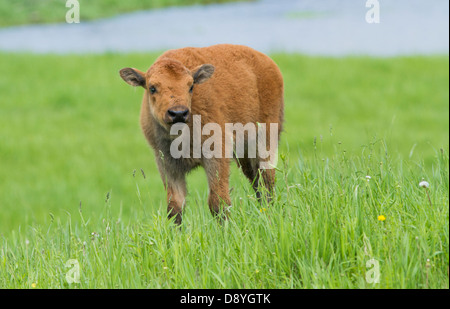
[192,64,215,84]
[119,68,146,87]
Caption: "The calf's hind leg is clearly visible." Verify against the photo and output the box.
[256,165,275,204]
[238,157,275,204]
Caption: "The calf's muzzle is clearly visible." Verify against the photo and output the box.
[166,106,190,124]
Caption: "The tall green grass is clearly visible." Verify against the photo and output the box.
[1,141,448,288]
[0,53,448,288]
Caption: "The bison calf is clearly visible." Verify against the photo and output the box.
[119,44,284,224]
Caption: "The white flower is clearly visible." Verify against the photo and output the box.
[419,181,430,188]
[366,176,371,182]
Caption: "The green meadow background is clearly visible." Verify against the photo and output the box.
[0,52,448,288]
[1,53,448,233]
[0,0,246,26]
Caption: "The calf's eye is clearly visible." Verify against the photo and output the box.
[189,85,194,93]
[149,86,157,94]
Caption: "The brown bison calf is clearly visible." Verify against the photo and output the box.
[119,44,284,224]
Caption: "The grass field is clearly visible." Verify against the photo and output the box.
[0,53,448,288]
[0,0,248,27]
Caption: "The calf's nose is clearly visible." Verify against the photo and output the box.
[167,107,190,124]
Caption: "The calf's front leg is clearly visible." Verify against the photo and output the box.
[166,178,187,225]
[203,158,231,220]
[156,155,187,225]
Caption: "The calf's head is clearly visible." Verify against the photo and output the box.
[119,58,214,129]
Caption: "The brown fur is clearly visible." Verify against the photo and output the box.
[119,44,284,224]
